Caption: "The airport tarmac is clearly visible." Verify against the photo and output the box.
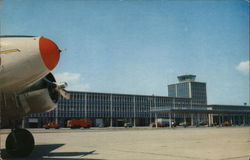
[0,127,250,160]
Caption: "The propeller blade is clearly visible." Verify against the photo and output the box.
[53,82,70,99]
[55,82,68,90]
[54,82,70,99]
[43,77,70,99]
[59,89,71,100]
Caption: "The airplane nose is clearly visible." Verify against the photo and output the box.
[39,37,60,70]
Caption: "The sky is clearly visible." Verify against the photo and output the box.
[0,0,249,105]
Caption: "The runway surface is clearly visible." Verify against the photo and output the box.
[0,127,250,160]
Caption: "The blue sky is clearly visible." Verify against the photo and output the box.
[1,0,249,105]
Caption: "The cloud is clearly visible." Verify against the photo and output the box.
[69,84,90,91]
[54,72,90,91]
[236,61,249,75]
[54,72,81,82]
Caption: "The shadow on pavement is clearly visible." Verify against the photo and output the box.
[1,144,103,160]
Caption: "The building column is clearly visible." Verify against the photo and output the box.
[219,114,222,126]
[208,114,212,127]
[133,96,136,127]
[243,114,246,126]
[191,114,194,126]
[149,99,152,124]
[233,115,235,126]
[110,94,113,127]
[155,113,158,128]
[84,93,87,118]
[153,95,157,128]
[247,114,250,125]
[190,99,193,126]
[55,106,58,124]
[211,114,214,126]
[230,115,233,126]
[197,114,200,126]
[222,115,224,126]
[236,115,238,125]
[184,114,187,124]
[237,115,240,125]
[169,112,172,128]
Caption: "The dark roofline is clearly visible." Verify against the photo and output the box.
[177,74,196,78]
[67,90,191,99]
[208,104,250,107]
[151,108,250,114]
[168,81,206,86]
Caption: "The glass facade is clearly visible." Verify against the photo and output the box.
[27,75,249,127]
[190,82,207,105]
[31,92,194,118]
[168,84,176,97]
[30,91,195,126]
[177,83,190,98]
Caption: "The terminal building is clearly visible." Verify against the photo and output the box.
[27,75,250,128]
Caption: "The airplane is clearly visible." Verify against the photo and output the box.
[0,36,69,157]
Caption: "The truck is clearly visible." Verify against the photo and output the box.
[67,118,92,129]
[43,122,60,129]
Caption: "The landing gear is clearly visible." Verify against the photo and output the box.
[5,128,34,157]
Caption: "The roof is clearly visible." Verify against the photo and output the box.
[177,74,196,82]
[151,108,250,114]
[66,90,191,99]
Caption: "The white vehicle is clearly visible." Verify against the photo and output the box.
[0,36,69,157]
[124,122,133,128]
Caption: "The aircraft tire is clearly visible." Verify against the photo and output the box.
[5,128,34,157]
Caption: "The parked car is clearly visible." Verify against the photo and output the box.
[43,122,60,129]
[150,123,168,127]
[223,121,232,126]
[196,121,208,127]
[124,123,133,128]
[179,122,190,127]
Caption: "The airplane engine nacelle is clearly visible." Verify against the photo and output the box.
[18,73,59,114]
[0,36,60,93]
[18,88,58,114]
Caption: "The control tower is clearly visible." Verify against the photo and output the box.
[168,75,207,105]
[177,75,196,82]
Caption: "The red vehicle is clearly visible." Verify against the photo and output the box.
[150,123,168,127]
[43,122,60,129]
[67,118,92,129]
[223,121,232,126]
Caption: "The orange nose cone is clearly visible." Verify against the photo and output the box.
[39,37,60,70]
